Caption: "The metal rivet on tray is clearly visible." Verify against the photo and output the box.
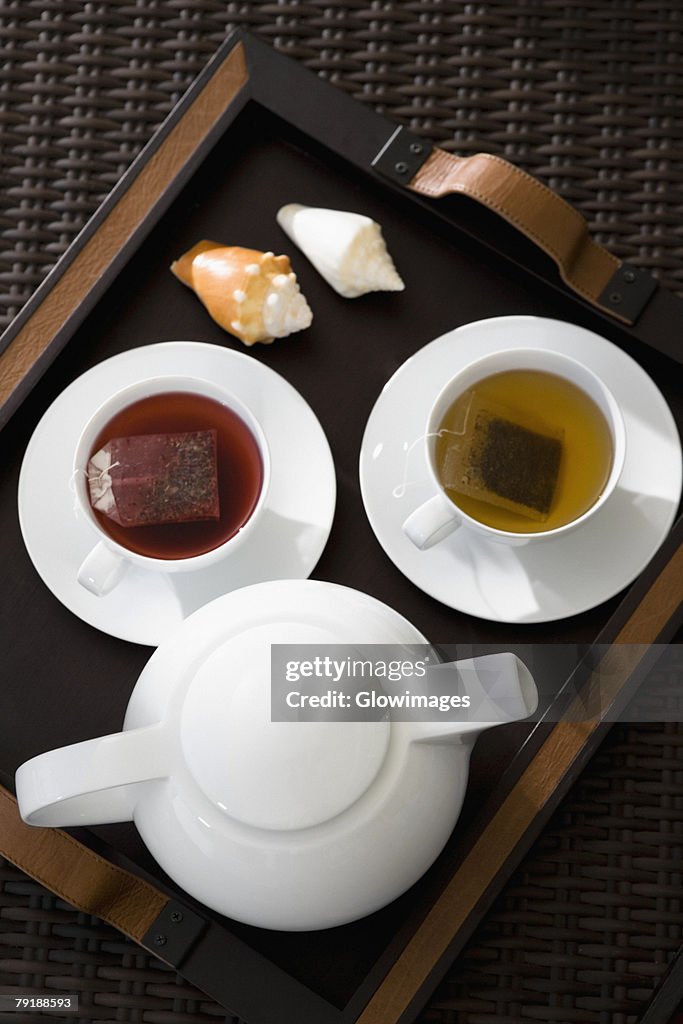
[170,911,184,924]
[610,292,622,304]
[409,142,423,154]
[154,934,167,946]
[623,270,636,283]
[394,161,409,174]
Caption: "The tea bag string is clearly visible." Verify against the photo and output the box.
[393,429,463,499]
[87,461,120,484]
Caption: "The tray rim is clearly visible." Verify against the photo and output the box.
[0,28,681,1024]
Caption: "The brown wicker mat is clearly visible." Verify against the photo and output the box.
[1,2,682,1022]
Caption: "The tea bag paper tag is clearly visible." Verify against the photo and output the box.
[87,448,117,516]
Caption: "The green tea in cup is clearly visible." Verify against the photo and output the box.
[434,369,614,535]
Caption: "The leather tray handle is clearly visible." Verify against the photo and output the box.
[0,784,168,946]
[409,147,638,323]
[0,783,341,1023]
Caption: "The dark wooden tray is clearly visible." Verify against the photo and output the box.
[0,31,681,1024]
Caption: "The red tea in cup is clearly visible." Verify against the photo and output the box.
[87,391,263,559]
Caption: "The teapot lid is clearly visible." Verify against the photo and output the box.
[181,622,390,830]
[126,580,428,833]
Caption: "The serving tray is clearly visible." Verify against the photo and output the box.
[0,31,681,1024]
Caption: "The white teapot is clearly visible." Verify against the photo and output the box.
[16,580,537,931]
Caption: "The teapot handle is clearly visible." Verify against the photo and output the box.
[16,725,168,827]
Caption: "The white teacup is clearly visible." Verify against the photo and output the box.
[402,348,626,550]
[74,375,270,596]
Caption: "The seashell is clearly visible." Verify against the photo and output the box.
[171,242,313,345]
[276,204,404,299]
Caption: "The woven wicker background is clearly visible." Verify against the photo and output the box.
[1,2,682,1022]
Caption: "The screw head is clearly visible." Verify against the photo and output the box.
[394,161,409,174]
[409,142,423,154]
[609,292,622,304]
[623,269,636,284]
[170,911,184,924]
[154,934,167,946]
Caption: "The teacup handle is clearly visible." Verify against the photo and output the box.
[402,495,462,549]
[16,725,168,827]
[78,541,128,596]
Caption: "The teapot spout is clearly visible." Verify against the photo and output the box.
[409,653,538,746]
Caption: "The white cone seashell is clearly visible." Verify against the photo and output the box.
[276,204,404,299]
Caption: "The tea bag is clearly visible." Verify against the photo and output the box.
[441,391,563,521]
[87,430,220,527]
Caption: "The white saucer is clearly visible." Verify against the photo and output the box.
[19,342,336,645]
[359,316,682,624]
